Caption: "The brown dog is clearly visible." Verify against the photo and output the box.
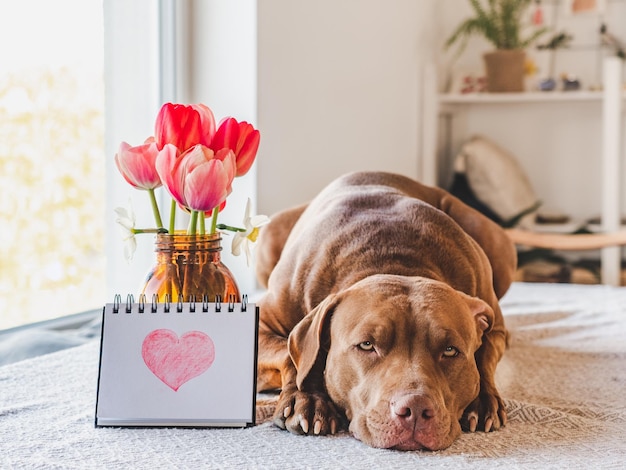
[255,171,516,451]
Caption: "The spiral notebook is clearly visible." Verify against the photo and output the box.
[95,295,259,428]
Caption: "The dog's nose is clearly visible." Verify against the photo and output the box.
[390,393,436,428]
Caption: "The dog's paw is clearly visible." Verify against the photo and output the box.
[461,388,507,433]
[273,388,344,436]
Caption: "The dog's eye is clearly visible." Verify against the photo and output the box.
[443,346,459,358]
[357,341,375,352]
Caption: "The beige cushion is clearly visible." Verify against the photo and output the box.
[457,135,540,227]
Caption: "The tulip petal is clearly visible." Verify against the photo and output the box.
[214,148,237,190]
[212,117,239,152]
[184,159,234,212]
[155,103,203,152]
[211,118,260,177]
[182,145,216,174]
[191,103,216,146]
[234,126,260,176]
[155,144,186,207]
[115,141,162,189]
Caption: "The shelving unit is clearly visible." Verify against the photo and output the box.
[420,57,625,285]
[439,90,607,104]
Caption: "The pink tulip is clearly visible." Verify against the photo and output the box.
[156,144,236,213]
[114,140,162,190]
[211,117,260,176]
[154,103,216,152]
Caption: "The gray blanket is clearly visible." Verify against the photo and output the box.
[1,282,625,469]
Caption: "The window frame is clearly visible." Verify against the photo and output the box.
[104,0,170,300]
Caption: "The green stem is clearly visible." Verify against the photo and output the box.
[199,212,206,235]
[169,199,176,234]
[188,210,199,235]
[209,207,220,234]
[215,223,246,233]
[132,228,168,234]
[148,189,163,229]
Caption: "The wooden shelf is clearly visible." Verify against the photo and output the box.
[438,90,626,104]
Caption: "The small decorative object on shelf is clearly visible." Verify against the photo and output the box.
[532,0,544,26]
[539,77,557,91]
[114,102,269,301]
[561,74,581,91]
[537,31,574,91]
[445,0,549,92]
[568,0,605,15]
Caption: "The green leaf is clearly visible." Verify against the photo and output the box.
[445,0,548,51]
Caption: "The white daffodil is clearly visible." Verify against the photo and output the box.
[114,202,137,262]
[231,198,270,266]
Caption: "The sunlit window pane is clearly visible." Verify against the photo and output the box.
[0,0,105,329]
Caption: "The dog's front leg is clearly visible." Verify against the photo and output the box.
[461,328,508,433]
[273,357,344,436]
[257,324,344,436]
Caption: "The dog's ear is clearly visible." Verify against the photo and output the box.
[456,290,495,335]
[288,294,339,391]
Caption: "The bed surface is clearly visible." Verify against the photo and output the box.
[2,282,625,469]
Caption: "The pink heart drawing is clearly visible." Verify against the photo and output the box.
[141,329,215,391]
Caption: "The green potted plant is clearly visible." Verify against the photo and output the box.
[445,0,548,92]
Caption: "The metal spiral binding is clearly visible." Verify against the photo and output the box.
[125,294,134,313]
[138,294,146,313]
[110,293,250,313]
[112,294,121,313]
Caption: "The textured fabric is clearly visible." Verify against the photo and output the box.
[2,282,626,469]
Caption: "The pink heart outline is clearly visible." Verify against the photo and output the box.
[141,329,215,391]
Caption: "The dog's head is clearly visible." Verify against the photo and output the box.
[288,274,494,451]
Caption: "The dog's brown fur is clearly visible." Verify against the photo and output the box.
[255,171,516,450]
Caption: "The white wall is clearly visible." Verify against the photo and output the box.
[256,0,435,215]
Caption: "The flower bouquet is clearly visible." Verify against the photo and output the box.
[114,102,269,302]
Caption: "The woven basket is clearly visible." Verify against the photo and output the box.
[483,49,526,93]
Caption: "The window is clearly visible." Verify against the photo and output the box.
[0,1,257,331]
[0,0,105,329]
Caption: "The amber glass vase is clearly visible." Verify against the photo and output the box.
[140,233,240,303]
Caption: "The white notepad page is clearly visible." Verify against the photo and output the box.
[95,299,258,427]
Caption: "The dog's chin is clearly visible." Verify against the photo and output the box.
[349,414,459,452]
[391,440,431,452]
[352,430,453,452]
[391,432,454,452]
